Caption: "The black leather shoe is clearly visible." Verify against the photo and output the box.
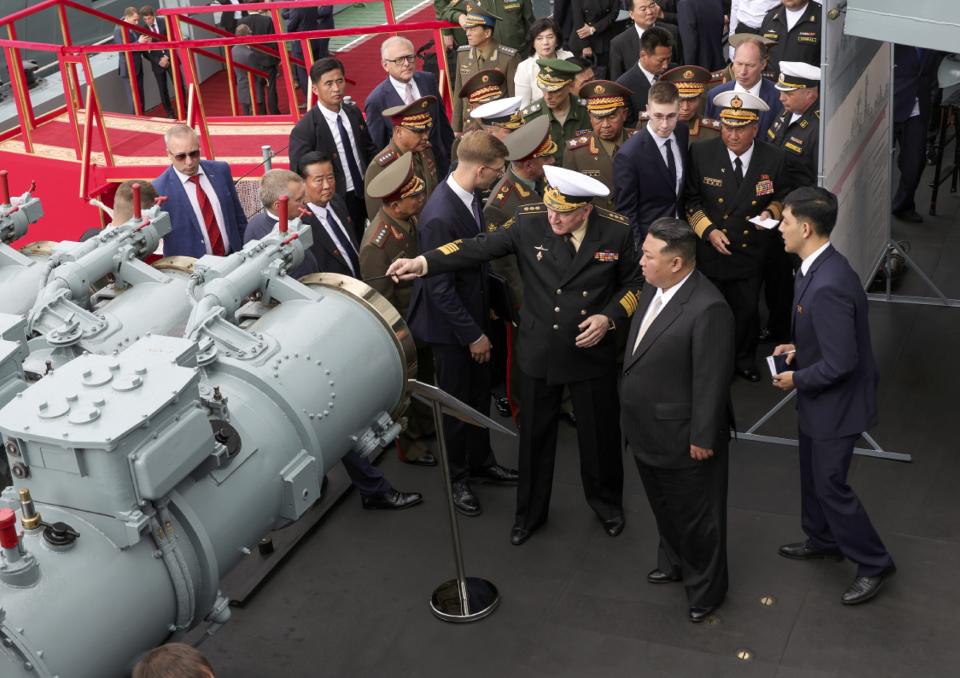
[778,541,844,561]
[494,395,512,417]
[510,525,533,545]
[647,568,681,584]
[361,488,423,511]
[602,515,625,537]
[473,464,519,485]
[842,566,896,605]
[452,481,481,516]
[405,451,437,467]
[735,367,761,382]
[892,208,923,223]
[688,606,715,623]
[397,439,438,467]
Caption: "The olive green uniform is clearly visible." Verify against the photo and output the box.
[562,128,637,212]
[363,141,440,218]
[521,95,591,165]
[452,43,520,132]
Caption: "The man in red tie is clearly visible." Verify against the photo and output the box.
[153,124,247,258]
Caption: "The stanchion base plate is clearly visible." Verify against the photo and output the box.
[430,577,500,623]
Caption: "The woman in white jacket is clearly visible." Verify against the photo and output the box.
[514,18,574,107]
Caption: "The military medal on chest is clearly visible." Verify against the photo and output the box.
[535,245,548,261]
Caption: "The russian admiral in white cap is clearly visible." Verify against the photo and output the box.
[768,61,821,183]
[387,164,642,546]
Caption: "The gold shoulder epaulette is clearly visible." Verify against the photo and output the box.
[375,149,398,167]
[701,117,721,130]
[567,135,590,150]
[371,223,390,249]
[487,216,515,233]
[457,45,470,52]
[595,206,628,225]
[490,179,514,206]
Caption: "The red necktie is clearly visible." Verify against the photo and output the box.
[188,174,225,255]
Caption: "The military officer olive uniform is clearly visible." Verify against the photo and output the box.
[521,96,591,165]
[359,210,436,450]
[452,44,520,132]
[422,202,643,532]
[684,138,793,372]
[562,128,637,212]
[364,142,440,219]
[761,2,822,76]
[688,116,722,146]
[434,0,533,51]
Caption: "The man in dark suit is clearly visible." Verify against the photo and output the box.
[704,35,782,138]
[239,4,280,115]
[139,5,177,119]
[289,58,377,241]
[608,0,681,80]
[295,151,361,277]
[621,217,734,623]
[114,7,145,115]
[676,0,726,72]
[400,131,519,516]
[684,91,792,381]
[365,36,455,179]
[616,26,673,126]
[283,2,334,94]
[614,80,689,249]
[153,124,247,258]
[242,169,319,278]
[388,164,643,543]
[214,0,245,35]
[892,44,944,223]
[772,186,896,605]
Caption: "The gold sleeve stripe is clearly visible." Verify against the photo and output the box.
[619,289,639,316]
[767,201,783,220]
[438,239,464,255]
[688,210,713,238]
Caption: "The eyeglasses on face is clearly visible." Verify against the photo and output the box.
[170,149,201,162]
[385,55,416,65]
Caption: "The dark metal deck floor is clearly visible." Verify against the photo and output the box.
[201,174,960,678]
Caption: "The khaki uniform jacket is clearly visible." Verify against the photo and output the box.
[452,42,520,132]
[363,141,439,218]
[434,0,534,51]
[521,95,591,165]
[359,209,421,316]
[563,127,637,212]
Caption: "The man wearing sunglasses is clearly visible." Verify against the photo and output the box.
[365,36,455,178]
[153,124,247,258]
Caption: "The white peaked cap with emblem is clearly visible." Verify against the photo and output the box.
[775,61,822,91]
[711,90,769,112]
[470,95,523,121]
[543,165,610,198]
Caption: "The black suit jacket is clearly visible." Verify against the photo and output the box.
[677,0,725,72]
[239,13,280,68]
[620,269,734,468]
[569,0,621,64]
[406,181,489,346]
[304,196,359,277]
[288,104,377,197]
[792,245,879,439]
[893,44,944,124]
[364,71,455,178]
[614,123,689,240]
[608,22,680,81]
[113,25,143,77]
[616,64,653,127]
[215,0,245,35]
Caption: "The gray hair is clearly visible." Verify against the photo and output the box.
[163,123,197,148]
[259,169,302,209]
[381,36,414,60]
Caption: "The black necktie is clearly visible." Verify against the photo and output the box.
[324,210,360,276]
[795,268,805,283]
[664,138,677,194]
[335,113,364,194]
[734,157,744,186]
[564,234,577,258]
[471,195,483,231]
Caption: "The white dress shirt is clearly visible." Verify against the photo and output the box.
[446,174,479,229]
[390,75,421,105]
[785,4,809,32]
[318,104,363,193]
[727,142,756,176]
[634,270,694,349]
[173,165,229,255]
[308,200,357,275]
[647,124,684,198]
[800,241,830,276]
[638,63,658,85]
[730,0,780,31]
[734,79,763,100]
[634,23,648,42]
[514,50,574,107]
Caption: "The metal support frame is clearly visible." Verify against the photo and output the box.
[409,379,514,623]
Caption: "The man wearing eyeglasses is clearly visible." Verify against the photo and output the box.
[401,131,520,518]
[614,81,688,252]
[153,124,247,258]
[365,36,454,178]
